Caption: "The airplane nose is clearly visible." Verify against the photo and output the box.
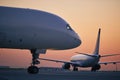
[73,33,82,47]
[74,36,81,47]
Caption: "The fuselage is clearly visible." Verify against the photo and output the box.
[71,54,100,67]
[0,6,81,50]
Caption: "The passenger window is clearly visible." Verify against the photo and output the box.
[66,24,73,31]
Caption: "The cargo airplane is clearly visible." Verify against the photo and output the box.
[40,28,120,71]
[0,6,81,74]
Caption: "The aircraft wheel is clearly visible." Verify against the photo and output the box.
[27,66,39,74]
[73,67,78,71]
[91,68,96,72]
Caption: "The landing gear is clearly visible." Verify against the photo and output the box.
[91,64,101,72]
[27,66,39,74]
[73,66,78,71]
[91,67,97,72]
[27,49,41,74]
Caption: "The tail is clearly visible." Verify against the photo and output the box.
[93,28,101,55]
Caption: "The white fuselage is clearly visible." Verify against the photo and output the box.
[0,6,81,50]
[71,54,100,67]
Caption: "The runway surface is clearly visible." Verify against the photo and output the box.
[0,69,120,80]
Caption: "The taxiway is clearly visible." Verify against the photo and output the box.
[0,69,120,80]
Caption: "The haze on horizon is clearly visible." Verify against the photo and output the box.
[0,0,120,71]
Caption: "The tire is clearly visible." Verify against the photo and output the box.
[27,66,39,74]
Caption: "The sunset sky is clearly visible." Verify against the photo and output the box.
[0,0,120,71]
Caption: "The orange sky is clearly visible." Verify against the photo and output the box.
[0,0,120,71]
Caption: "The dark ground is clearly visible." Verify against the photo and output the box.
[0,69,120,80]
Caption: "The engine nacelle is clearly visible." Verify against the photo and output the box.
[62,63,71,70]
[91,64,101,71]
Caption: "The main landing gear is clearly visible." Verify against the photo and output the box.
[27,49,41,74]
[73,66,78,71]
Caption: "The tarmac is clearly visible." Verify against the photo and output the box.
[0,69,120,80]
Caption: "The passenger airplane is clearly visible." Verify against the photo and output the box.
[0,6,81,74]
[40,28,120,71]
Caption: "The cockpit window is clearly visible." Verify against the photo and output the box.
[66,24,73,31]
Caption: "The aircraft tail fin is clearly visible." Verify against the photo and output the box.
[93,28,101,55]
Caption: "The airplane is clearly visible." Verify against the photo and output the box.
[39,28,120,71]
[0,6,81,74]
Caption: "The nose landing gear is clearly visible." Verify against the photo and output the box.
[27,65,39,74]
[27,49,46,74]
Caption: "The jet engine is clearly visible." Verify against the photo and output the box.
[62,63,71,70]
[91,64,101,71]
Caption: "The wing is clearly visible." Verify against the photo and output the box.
[101,54,120,57]
[39,58,74,64]
[99,61,120,65]
[75,52,98,57]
